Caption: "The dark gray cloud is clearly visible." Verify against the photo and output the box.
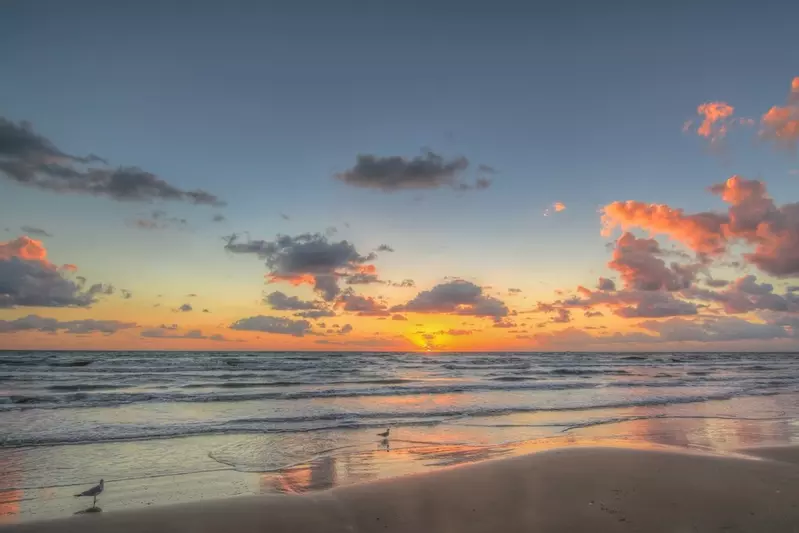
[705,278,730,288]
[212,214,226,222]
[392,314,408,321]
[336,151,478,192]
[0,238,98,308]
[178,303,193,312]
[264,290,319,311]
[508,288,522,294]
[340,324,353,334]
[376,244,394,252]
[121,289,132,299]
[597,277,616,291]
[0,314,135,334]
[140,328,233,341]
[20,226,51,237]
[337,294,390,316]
[0,117,224,206]
[391,279,415,288]
[391,280,509,318]
[225,232,383,302]
[230,315,312,337]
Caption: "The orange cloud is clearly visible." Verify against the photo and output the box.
[266,273,316,286]
[60,264,78,272]
[695,101,735,144]
[544,202,566,216]
[0,236,49,263]
[601,201,727,255]
[604,176,799,277]
[356,264,377,275]
[761,76,799,150]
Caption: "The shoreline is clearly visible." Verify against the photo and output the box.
[5,444,799,532]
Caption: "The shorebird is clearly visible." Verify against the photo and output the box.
[377,428,390,438]
[75,479,104,507]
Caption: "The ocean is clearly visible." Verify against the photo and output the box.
[2,351,799,521]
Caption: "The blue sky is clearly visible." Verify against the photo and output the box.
[1,1,799,350]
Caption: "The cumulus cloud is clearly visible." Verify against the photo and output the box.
[121,289,133,299]
[376,244,394,252]
[551,308,572,323]
[230,315,312,337]
[597,277,616,291]
[0,236,98,308]
[613,292,699,318]
[608,232,698,291]
[0,314,135,334]
[264,290,319,311]
[392,279,415,288]
[340,324,353,334]
[177,303,193,312]
[685,102,740,146]
[225,232,386,301]
[540,286,699,320]
[684,274,799,314]
[391,314,408,321]
[20,226,51,237]
[336,293,390,316]
[344,264,383,285]
[0,117,224,206]
[761,77,799,150]
[335,151,488,192]
[603,176,799,277]
[391,280,509,318]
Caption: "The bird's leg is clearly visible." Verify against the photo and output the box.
[93,495,96,507]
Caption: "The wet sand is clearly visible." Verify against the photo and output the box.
[5,445,799,533]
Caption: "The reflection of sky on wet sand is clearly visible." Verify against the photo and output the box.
[4,393,799,523]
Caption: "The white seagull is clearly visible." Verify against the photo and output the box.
[75,479,104,507]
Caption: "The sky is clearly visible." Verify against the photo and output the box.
[1,1,799,351]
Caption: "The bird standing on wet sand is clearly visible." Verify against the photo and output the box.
[75,479,104,507]
[377,428,390,438]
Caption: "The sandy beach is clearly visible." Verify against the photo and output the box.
[4,445,799,533]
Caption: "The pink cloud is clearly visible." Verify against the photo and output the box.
[761,76,799,150]
[694,101,735,145]
[603,176,799,277]
[0,236,49,264]
[608,232,698,292]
